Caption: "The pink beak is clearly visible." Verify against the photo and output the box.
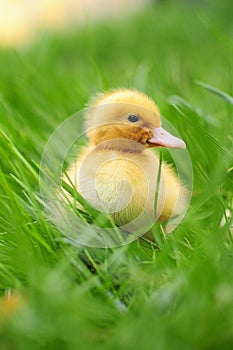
[148,127,186,149]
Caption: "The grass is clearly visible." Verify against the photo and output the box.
[0,0,233,348]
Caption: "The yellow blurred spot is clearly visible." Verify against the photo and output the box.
[0,0,150,47]
[0,293,22,321]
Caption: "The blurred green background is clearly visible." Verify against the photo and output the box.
[0,0,233,349]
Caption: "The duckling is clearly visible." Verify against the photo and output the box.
[64,89,187,236]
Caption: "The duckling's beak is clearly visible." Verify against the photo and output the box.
[148,127,186,149]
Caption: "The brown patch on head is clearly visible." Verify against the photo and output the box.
[88,123,153,147]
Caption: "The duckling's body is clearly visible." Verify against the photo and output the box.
[64,89,187,234]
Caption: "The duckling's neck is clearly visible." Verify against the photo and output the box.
[95,139,147,154]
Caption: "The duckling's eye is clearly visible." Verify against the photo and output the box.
[127,115,140,123]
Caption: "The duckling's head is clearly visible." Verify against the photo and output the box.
[85,89,185,150]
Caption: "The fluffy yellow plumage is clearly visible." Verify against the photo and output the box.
[64,89,187,236]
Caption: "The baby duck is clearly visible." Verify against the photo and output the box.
[64,89,187,236]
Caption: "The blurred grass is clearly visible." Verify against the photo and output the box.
[0,0,233,349]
